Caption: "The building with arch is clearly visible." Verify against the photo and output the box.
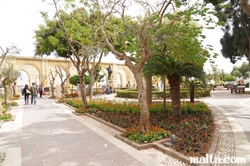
[7,56,136,94]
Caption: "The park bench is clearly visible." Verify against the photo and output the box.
[230,86,245,94]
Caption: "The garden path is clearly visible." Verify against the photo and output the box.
[202,90,250,166]
[0,96,164,166]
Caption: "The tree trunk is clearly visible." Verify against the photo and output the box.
[51,85,55,98]
[190,84,195,102]
[3,85,8,105]
[241,0,250,16]
[135,72,150,133]
[146,76,152,105]
[168,75,181,122]
[12,82,16,96]
[9,84,13,100]
[61,84,65,99]
[163,76,167,113]
[87,69,95,101]
[79,73,87,109]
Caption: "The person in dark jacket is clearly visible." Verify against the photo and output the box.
[22,84,30,105]
[38,85,43,98]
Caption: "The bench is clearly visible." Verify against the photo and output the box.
[216,86,224,90]
[231,86,245,94]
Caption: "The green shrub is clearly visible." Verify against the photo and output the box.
[0,114,12,120]
[123,126,170,143]
[65,100,209,114]
[9,101,18,106]
[116,89,210,99]
[64,93,78,98]
[65,99,82,108]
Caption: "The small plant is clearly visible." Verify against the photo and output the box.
[9,101,18,106]
[0,114,12,120]
[75,108,95,114]
[64,93,78,98]
[1,103,7,113]
[57,99,65,103]
[123,126,170,143]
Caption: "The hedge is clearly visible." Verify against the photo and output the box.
[116,89,210,99]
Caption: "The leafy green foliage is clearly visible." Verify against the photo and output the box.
[123,126,170,143]
[116,89,210,99]
[62,99,209,115]
[8,101,18,106]
[0,114,12,120]
[223,74,235,82]
[69,75,90,86]
[64,93,78,98]
[207,0,250,63]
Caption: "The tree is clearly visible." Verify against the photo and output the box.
[231,62,250,79]
[1,66,19,105]
[69,75,90,86]
[88,0,215,131]
[48,68,57,98]
[186,75,207,103]
[143,55,206,121]
[85,50,104,100]
[55,66,70,98]
[206,0,250,63]
[223,74,236,84]
[207,64,222,85]
[39,75,47,87]
[36,1,106,109]
[231,69,242,79]
[143,14,211,121]
[241,0,250,15]
[0,45,20,108]
[0,45,20,82]
[206,0,250,16]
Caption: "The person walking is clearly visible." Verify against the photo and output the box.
[30,82,38,105]
[22,84,31,105]
[38,85,43,98]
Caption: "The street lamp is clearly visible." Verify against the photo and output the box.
[189,77,195,103]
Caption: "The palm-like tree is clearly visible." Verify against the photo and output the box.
[143,54,205,122]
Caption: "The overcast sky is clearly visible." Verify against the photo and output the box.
[0,0,247,74]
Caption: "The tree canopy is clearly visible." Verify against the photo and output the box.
[206,0,250,63]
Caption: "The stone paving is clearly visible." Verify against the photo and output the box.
[203,90,250,166]
[0,97,163,166]
[206,104,236,166]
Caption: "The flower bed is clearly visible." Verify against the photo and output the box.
[61,98,214,157]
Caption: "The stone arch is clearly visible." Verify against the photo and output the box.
[17,69,29,94]
[101,68,108,81]
[16,62,41,76]
[18,70,29,85]
[10,56,137,94]
[115,68,127,88]
[18,64,40,86]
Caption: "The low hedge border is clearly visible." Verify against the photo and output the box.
[116,89,210,99]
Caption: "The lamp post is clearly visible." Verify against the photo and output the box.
[190,77,195,103]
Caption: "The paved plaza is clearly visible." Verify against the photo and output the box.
[0,90,249,166]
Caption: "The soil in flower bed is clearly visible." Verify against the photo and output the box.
[95,110,214,157]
